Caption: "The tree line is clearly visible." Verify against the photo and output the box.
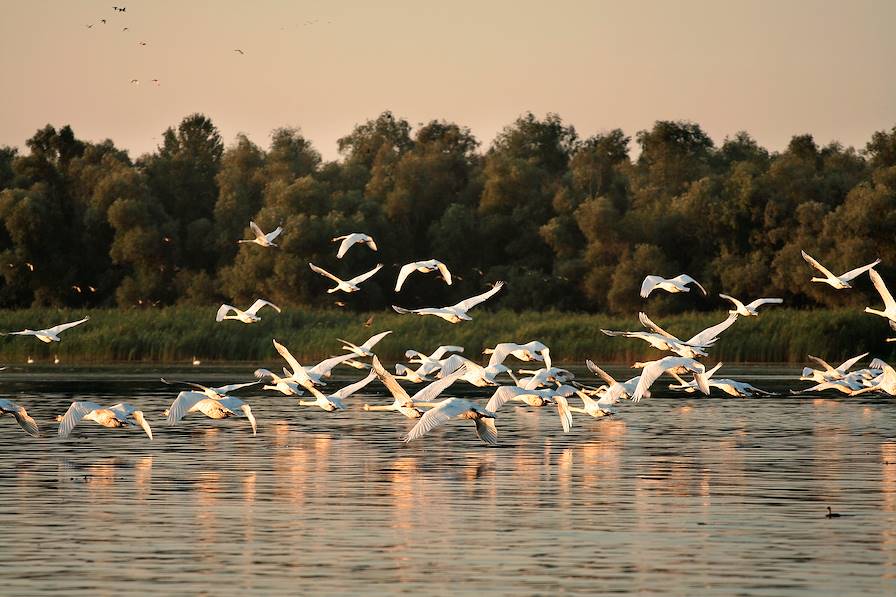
[1,112,895,315]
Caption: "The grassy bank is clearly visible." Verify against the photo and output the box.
[0,307,891,365]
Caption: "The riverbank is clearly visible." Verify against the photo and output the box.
[0,307,890,365]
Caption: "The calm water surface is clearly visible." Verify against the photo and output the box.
[1,364,895,595]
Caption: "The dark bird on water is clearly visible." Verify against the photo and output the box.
[826,506,841,518]
[234,49,245,55]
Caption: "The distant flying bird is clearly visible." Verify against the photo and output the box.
[337,330,392,357]
[392,281,505,323]
[130,79,139,85]
[309,262,383,293]
[101,19,106,24]
[166,391,257,435]
[333,233,377,258]
[151,79,160,86]
[58,401,152,439]
[719,294,783,317]
[801,250,879,289]
[86,24,94,29]
[122,27,128,31]
[363,315,374,327]
[238,221,282,247]
[25,262,34,271]
[864,269,896,324]
[640,274,706,298]
[234,49,245,54]
[215,299,281,323]
[403,398,497,445]
[4,316,89,343]
[0,399,40,437]
[138,41,147,46]
[394,259,452,291]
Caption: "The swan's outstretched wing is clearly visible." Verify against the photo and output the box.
[687,313,739,347]
[555,395,572,432]
[130,410,153,440]
[265,226,283,243]
[806,355,835,373]
[640,275,664,298]
[216,304,238,321]
[403,398,474,442]
[0,400,39,436]
[58,401,103,438]
[309,353,357,377]
[334,236,354,258]
[160,378,211,393]
[836,352,868,373]
[360,330,392,350]
[394,263,417,291]
[246,299,280,316]
[452,281,505,312]
[45,316,90,336]
[249,221,265,240]
[411,367,466,403]
[332,370,377,399]
[585,360,617,386]
[869,358,889,370]
[485,385,528,412]
[719,294,745,311]
[801,250,837,278]
[365,237,378,251]
[745,297,783,311]
[431,345,463,360]
[485,343,516,367]
[638,312,679,340]
[347,263,383,286]
[273,339,304,377]
[166,391,209,424]
[214,381,260,394]
[840,258,881,282]
[438,354,468,377]
[371,356,413,405]
[868,269,896,312]
[309,263,343,284]
[672,274,706,295]
[632,357,703,403]
[392,305,414,315]
[474,417,498,445]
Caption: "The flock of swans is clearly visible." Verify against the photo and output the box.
[1,231,894,445]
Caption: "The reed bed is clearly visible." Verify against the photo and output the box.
[0,307,891,365]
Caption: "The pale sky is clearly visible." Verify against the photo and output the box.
[1,0,894,161]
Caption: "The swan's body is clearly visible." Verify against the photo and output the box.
[393,281,504,323]
[719,294,783,317]
[166,391,257,434]
[631,356,709,402]
[364,356,465,418]
[215,299,281,323]
[864,269,896,324]
[309,262,383,293]
[5,316,89,343]
[299,370,377,411]
[394,259,452,291]
[640,274,706,298]
[403,398,497,445]
[238,221,282,247]
[801,250,879,289]
[333,233,377,258]
[58,401,152,439]
[0,399,40,436]
[337,330,392,358]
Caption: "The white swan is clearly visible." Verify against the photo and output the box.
[403,398,497,445]
[719,294,783,317]
[852,360,896,396]
[160,378,259,400]
[404,345,464,373]
[392,363,434,383]
[801,250,879,289]
[569,389,616,418]
[439,354,515,387]
[640,274,706,298]
[865,269,896,324]
[485,384,577,432]
[298,370,377,412]
[333,233,377,258]
[215,299,281,323]
[364,356,465,418]
[337,330,392,357]
[483,341,549,367]
[309,262,383,293]
[238,221,282,247]
[615,312,739,359]
[800,353,868,383]
[254,368,305,396]
[166,391,257,435]
[58,401,153,439]
[585,360,646,402]
[4,316,89,343]
[393,281,504,323]
[631,356,710,402]
[272,339,357,386]
[668,362,773,397]
[0,399,40,436]
[394,259,452,291]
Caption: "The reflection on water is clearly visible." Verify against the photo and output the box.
[0,367,895,595]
